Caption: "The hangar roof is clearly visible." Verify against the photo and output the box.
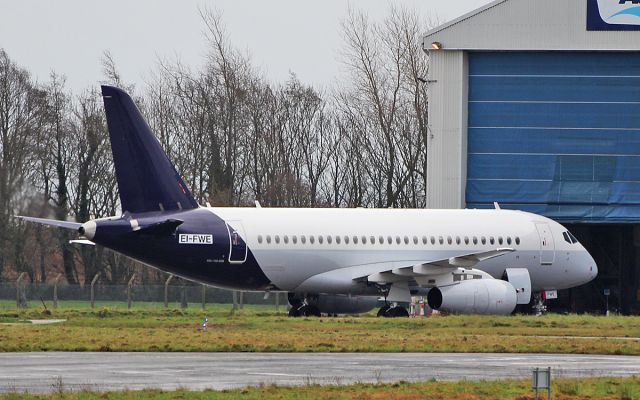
[423,0,640,52]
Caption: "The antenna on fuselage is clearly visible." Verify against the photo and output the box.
[494,202,501,210]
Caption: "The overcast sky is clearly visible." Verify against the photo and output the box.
[0,1,493,92]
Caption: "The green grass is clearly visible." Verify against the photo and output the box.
[1,377,639,399]
[0,301,638,354]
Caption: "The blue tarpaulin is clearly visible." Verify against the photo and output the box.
[466,52,640,223]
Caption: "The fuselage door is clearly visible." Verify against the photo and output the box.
[535,222,555,265]
[226,220,248,264]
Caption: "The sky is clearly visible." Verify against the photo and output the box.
[0,0,493,92]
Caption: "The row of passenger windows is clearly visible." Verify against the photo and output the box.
[257,234,521,246]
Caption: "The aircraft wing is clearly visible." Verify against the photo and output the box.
[361,248,515,283]
[294,248,516,303]
[356,248,515,302]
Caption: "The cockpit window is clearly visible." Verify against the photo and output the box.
[563,231,579,244]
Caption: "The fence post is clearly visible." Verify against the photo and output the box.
[180,284,187,309]
[164,275,174,308]
[232,291,238,313]
[275,291,280,313]
[90,272,101,309]
[201,285,206,310]
[16,272,26,309]
[127,273,136,310]
[239,291,244,309]
[53,274,62,309]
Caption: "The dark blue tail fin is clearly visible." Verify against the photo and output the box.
[101,85,198,214]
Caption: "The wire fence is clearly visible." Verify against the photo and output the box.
[3,278,286,310]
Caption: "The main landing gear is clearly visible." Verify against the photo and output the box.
[377,303,409,318]
[287,293,321,317]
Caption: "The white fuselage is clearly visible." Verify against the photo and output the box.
[211,207,597,294]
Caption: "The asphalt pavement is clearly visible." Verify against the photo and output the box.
[1,352,638,393]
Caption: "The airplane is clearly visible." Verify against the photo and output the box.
[19,85,598,317]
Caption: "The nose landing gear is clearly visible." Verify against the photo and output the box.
[533,292,547,316]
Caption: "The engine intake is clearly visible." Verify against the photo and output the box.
[427,279,517,315]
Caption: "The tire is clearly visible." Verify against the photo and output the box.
[377,305,391,317]
[385,306,409,318]
[288,307,302,317]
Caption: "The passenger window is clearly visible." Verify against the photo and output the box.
[370,236,375,244]
[422,236,427,245]
[481,236,486,245]
[507,237,512,245]
[455,236,461,245]
[464,236,469,245]
[473,236,478,245]
[413,236,418,245]
[301,235,306,244]
[498,237,503,245]
[489,237,495,245]
[431,236,436,245]
[293,235,297,244]
[447,236,452,245]
[327,235,332,244]
[439,236,444,245]
[310,235,315,244]
[387,236,392,244]
[284,235,289,244]
[344,236,350,244]
[353,236,358,244]
[266,235,272,244]
[336,236,341,244]
[379,236,384,244]
[362,236,368,244]
[258,235,263,244]
[318,235,324,244]
[515,237,520,245]
[396,236,401,245]
[275,235,280,244]
[404,236,409,245]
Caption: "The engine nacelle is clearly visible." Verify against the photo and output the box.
[427,279,517,315]
[292,294,378,315]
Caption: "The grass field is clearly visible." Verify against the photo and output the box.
[0,301,638,354]
[1,377,639,399]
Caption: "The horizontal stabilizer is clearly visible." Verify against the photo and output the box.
[69,239,96,246]
[134,219,183,236]
[16,216,81,230]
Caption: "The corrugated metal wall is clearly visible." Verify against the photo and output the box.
[426,51,468,209]
[466,51,640,223]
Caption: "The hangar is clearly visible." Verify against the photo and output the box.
[423,0,640,314]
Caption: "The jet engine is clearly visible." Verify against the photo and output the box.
[289,293,378,315]
[426,279,517,315]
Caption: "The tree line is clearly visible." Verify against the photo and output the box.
[0,7,431,284]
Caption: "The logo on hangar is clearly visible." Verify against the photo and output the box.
[588,0,640,30]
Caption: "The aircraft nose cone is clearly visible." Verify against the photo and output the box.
[79,221,97,240]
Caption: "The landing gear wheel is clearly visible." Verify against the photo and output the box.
[288,307,302,317]
[289,303,322,318]
[533,292,547,316]
[377,304,391,317]
[384,306,409,318]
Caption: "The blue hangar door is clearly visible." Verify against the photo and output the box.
[466,52,640,223]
